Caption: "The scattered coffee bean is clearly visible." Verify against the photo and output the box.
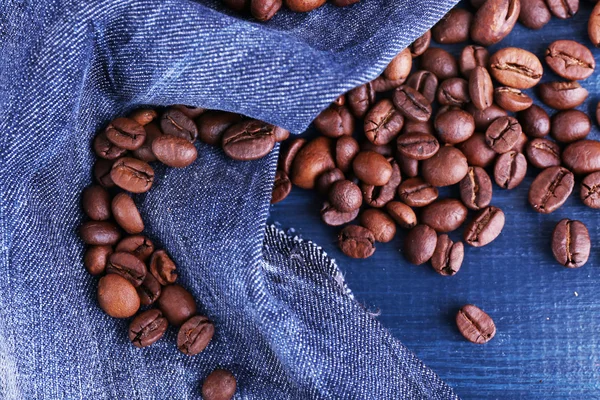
[471,0,520,46]
[552,219,590,268]
[161,108,198,142]
[519,0,551,30]
[546,0,578,19]
[152,135,198,168]
[421,146,468,187]
[290,137,334,189]
[406,70,439,103]
[129,108,158,126]
[528,166,574,213]
[251,0,282,21]
[97,274,140,318]
[466,103,508,132]
[364,99,404,145]
[459,166,493,210]
[105,117,146,150]
[202,369,237,400]
[464,206,505,247]
[393,85,433,122]
[80,221,121,245]
[396,132,440,160]
[434,109,475,144]
[321,202,359,226]
[590,2,600,46]
[494,151,527,190]
[271,170,292,204]
[518,105,550,138]
[314,105,355,138]
[132,122,162,162]
[338,225,376,259]
[150,250,178,286]
[386,201,417,229]
[397,153,419,178]
[437,78,471,107]
[494,87,533,112]
[432,8,472,44]
[94,159,116,188]
[485,116,522,154]
[457,133,498,168]
[197,111,243,146]
[360,209,396,243]
[106,251,147,287]
[222,120,276,161]
[382,48,412,82]
[94,131,127,160]
[361,159,401,208]
[456,304,496,344]
[128,309,168,348]
[279,137,306,175]
[398,177,439,207]
[352,151,392,186]
[112,193,144,235]
[177,315,215,355]
[157,284,197,326]
[525,138,561,169]
[459,45,489,79]
[84,245,112,276]
[581,172,600,209]
[469,66,493,110]
[545,40,594,81]
[431,235,464,276]
[562,140,600,174]
[489,47,543,89]
[110,157,154,193]
[420,47,459,80]
[361,141,394,157]
[316,168,345,196]
[329,180,362,212]
[137,273,162,306]
[512,131,528,154]
[404,224,437,265]
[550,110,591,143]
[539,81,588,110]
[82,185,111,221]
[347,83,375,118]
[116,235,154,261]
[420,199,468,233]
[410,31,431,58]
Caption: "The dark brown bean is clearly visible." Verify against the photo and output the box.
[347,83,376,118]
[406,70,439,104]
[489,47,543,89]
[93,131,127,160]
[471,0,520,46]
[338,225,376,259]
[581,172,600,209]
[105,117,146,150]
[420,48,459,80]
[518,105,550,138]
[132,122,162,162]
[550,110,591,143]
[222,120,276,161]
[329,180,362,212]
[290,137,335,189]
[402,119,435,136]
[271,170,291,204]
[316,168,345,196]
[106,251,147,287]
[383,48,412,82]
[434,110,475,144]
[84,245,112,276]
[459,166,493,210]
[512,131,528,154]
[456,304,496,344]
[403,224,437,265]
[397,153,419,178]
[93,159,116,188]
[459,45,489,79]
[97,274,139,318]
[431,235,464,276]
[386,201,417,229]
[177,315,215,355]
[111,193,144,235]
[545,40,594,81]
[410,31,431,58]
[136,273,161,306]
[562,140,600,174]
[539,81,588,110]
[437,78,470,107]
[546,0,578,19]
[128,309,168,348]
[466,103,508,132]
[251,0,282,20]
[82,185,111,221]
[116,235,154,262]
[157,284,197,326]
[398,177,439,207]
[420,199,468,233]
[152,135,197,168]
[314,105,355,138]
[160,109,198,142]
[463,206,505,247]
[360,209,396,243]
[110,157,154,193]
[197,111,243,146]
[150,250,178,286]
[393,85,432,123]
[202,370,237,400]
[129,109,158,126]
[273,127,290,142]
[494,151,527,189]
[457,133,497,168]
[396,132,440,160]
[80,221,121,245]
[526,138,561,169]
[364,99,404,145]
[485,116,522,154]
[469,67,493,110]
[432,8,473,44]
[528,166,575,213]
[421,146,469,187]
[552,219,590,268]
[279,138,306,175]
[519,0,551,29]
[321,202,359,226]
[361,159,401,208]
[494,87,533,112]
[352,151,393,186]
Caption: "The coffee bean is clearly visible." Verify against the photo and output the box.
[457,133,498,168]
[222,120,276,161]
[562,140,600,174]
[251,0,282,20]
[352,151,393,186]
[437,78,471,107]
[432,8,472,44]
[360,142,394,157]
[274,126,291,142]
[528,166,574,213]
[97,274,140,318]
[406,71,439,104]
[519,0,551,29]
[197,112,243,146]
[202,369,237,400]
[469,67,493,110]
[466,103,508,132]
[157,284,197,326]
[152,135,198,168]
[110,157,154,193]
[494,151,527,190]
[314,105,354,139]
[402,119,435,136]
[420,199,468,233]
[383,48,412,82]
[550,110,591,143]
[105,117,146,150]
[321,202,359,226]
[106,251,147,287]
[459,45,489,79]
[116,235,154,261]
[525,138,561,169]
[546,0,578,19]
[471,0,520,46]
[404,224,437,265]
[431,235,464,276]
[434,110,475,145]
[136,273,162,306]
[420,48,458,80]
[361,159,401,208]
[82,185,111,221]
[393,85,432,123]
[581,172,600,208]
[398,177,439,207]
[490,47,543,89]
[421,146,468,187]
[546,40,594,81]
[552,219,590,268]
[459,166,493,210]
[386,201,417,229]
[360,209,396,243]
[518,105,550,138]
[80,221,121,245]
[291,137,335,189]
[176,315,215,356]
[464,206,505,247]
[539,81,588,110]
[132,123,162,162]
[396,132,440,160]
[279,137,306,175]
[512,131,528,154]
[94,131,127,160]
[485,116,522,154]
[111,193,144,235]
[590,2,600,47]
[397,153,419,178]
[347,83,376,118]
[338,225,376,259]
[128,309,168,348]
[493,87,533,112]
[363,99,403,146]
[160,109,198,142]
[456,304,496,344]
[129,109,158,126]
[84,245,112,276]
[172,105,206,119]
[410,31,431,58]
[93,159,116,188]
[329,180,362,212]
[315,168,345,196]
[150,250,178,286]
[271,170,291,204]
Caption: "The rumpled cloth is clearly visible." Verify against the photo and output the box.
[0,0,460,398]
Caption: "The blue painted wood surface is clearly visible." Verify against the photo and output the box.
[269,3,600,399]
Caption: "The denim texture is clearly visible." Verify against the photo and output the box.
[0,0,459,398]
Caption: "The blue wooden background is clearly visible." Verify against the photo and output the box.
[269,2,600,399]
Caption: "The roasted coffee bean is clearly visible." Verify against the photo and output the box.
[546,0,578,19]
[150,250,178,286]
[431,235,464,276]
[539,81,588,110]
[393,85,432,123]
[97,274,140,318]
[152,135,197,168]
[132,122,162,162]
[590,2,600,47]
[410,31,431,58]
[519,0,551,29]
[406,71,439,104]
[459,166,493,210]
[457,133,497,168]
[84,245,112,276]
[437,77,470,107]
[459,45,489,79]
[251,0,282,20]
[82,185,111,221]
[464,206,505,247]
[397,153,419,178]
[526,138,561,169]
[360,142,394,157]
[361,159,401,208]
[420,199,468,233]
[562,140,600,174]
[466,103,508,132]
[80,221,121,245]
[383,48,412,82]
[291,137,335,189]
[316,168,345,196]
[352,151,393,186]
[111,193,144,235]
[110,157,154,193]
[222,120,276,161]
[420,48,458,80]
[432,8,472,44]
[435,110,475,145]
[485,116,522,154]
[202,369,237,400]
[489,47,543,89]
[347,83,376,118]
[105,117,146,150]
[177,315,215,356]
[106,251,147,287]
[402,119,435,135]
[550,110,591,143]
[136,273,161,306]
[364,99,404,145]
[338,225,376,259]
[329,180,362,212]
[471,0,520,46]
[494,151,527,189]
[160,108,198,142]
[93,159,116,188]
[398,177,438,207]
[280,137,306,175]
[581,172,600,208]
[456,304,496,344]
[493,87,532,112]
[172,105,206,119]
[552,219,590,268]
[360,209,396,243]
[386,201,417,229]
[545,40,594,81]
[512,131,528,154]
[116,235,154,261]
[284,0,325,11]
[518,105,550,138]
[396,132,440,160]
[271,170,292,204]
[404,224,437,265]
[128,309,168,348]
[314,105,354,138]
[157,284,197,326]
[321,202,359,226]
[129,109,158,126]
[197,112,243,146]
[275,126,291,142]
[94,132,127,160]
[469,67,493,110]
[528,166,574,213]
[421,146,468,187]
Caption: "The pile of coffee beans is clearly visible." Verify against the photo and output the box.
[222,0,355,22]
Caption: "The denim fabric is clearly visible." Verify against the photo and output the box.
[0,0,459,398]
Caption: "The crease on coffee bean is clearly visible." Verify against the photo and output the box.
[468,169,480,206]
[108,262,145,282]
[547,50,593,70]
[223,126,273,145]
[458,309,491,343]
[581,182,599,200]
[110,125,142,142]
[115,162,154,185]
[539,169,568,211]
[565,220,573,266]
[502,152,518,189]
[491,62,542,79]
[400,90,431,116]
[466,208,496,244]
[533,142,559,157]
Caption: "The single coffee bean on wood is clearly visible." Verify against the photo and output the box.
[94,131,127,160]
[338,225,376,259]
[545,40,594,81]
[393,85,432,123]
[494,151,527,190]
[519,0,551,29]
[84,245,112,276]
[396,132,440,160]
[431,235,464,276]
[421,146,468,187]
[329,180,362,212]
[82,185,111,221]
[128,309,168,348]
[403,224,437,265]
[152,135,198,168]
[197,111,243,146]
[150,250,178,286]
[457,133,498,168]
[456,304,496,344]
[94,159,116,188]
[347,83,376,118]
[160,109,198,142]
[386,201,417,229]
[539,81,588,110]
[581,172,600,209]
[494,87,533,112]
[97,274,140,318]
[352,151,393,186]
[550,110,591,143]
[552,219,590,268]
[469,66,493,110]
[518,105,550,138]
[546,0,578,19]
[528,166,574,213]
[471,0,520,46]
[110,157,154,193]
[271,170,292,204]
[485,116,522,154]
[105,117,146,150]
[321,202,359,226]
[459,166,493,210]
[314,105,355,139]
[420,199,468,233]
[177,315,215,355]
[434,109,475,144]
[420,48,458,80]
[290,137,334,189]
[489,47,543,89]
[157,284,197,326]
[116,235,154,261]
[106,251,147,287]
[80,221,121,245]
[398,177,439,207]
[360,209,396,243]
[459,45,489,79]
[361,159,401,208]
[432,8,472,44]
[111,193,144,235]
[464,206,505,247]
[410,31,431,58]
[316,168,345,196]
[129,108,158,126]
[525,138,561,169]
[132,122,162,162]
[364,100,404,145]
[466,103,508,132]
[202,369,237,400]
[406,70,439,103]
[279,137,306,175]
[436,78,470,107]
[562,140,600,175]
[590,2,600,47]
[222,120,276,161]
[136,273,162,306]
